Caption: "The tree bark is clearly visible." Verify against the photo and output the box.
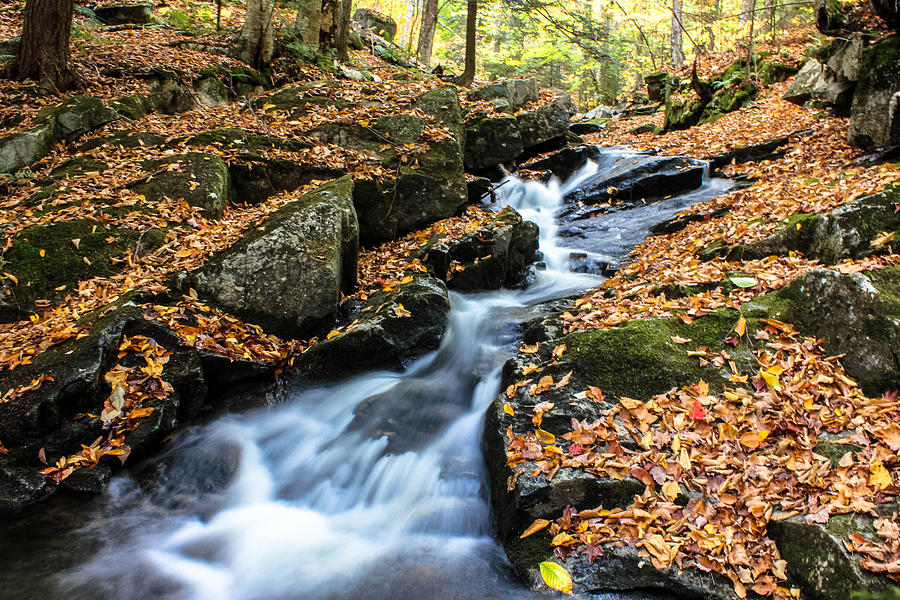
[417,0,439,65]
[334,0,352,61]
[671,0,684,67]
[293,0,322,45]
[236,0,276,68]
[15,0,80,92]
[456,0,477,87]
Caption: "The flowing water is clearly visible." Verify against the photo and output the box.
[0,151,729,600]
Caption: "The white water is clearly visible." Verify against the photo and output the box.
[8,154,725,600]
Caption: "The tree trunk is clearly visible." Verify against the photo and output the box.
[417,0,439,65]
[236,0,276,68]
[293,0,322,45]
[334,0,352,61]
[740,0,754,21]
[456,0,477,87]
[15,0,80,92]
[671,0,684,67]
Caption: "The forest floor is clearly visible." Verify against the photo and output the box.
[2,3,900,596]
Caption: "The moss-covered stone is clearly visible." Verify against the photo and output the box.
[743,267,900,395]
[108,95,152,120]
[415,85,465,148]
[33,95,120,140]
[663,98,705,131]
[0,127,57,174]
[848,34,900,148]
[132,152,230,218]
[464,114,523,170]
[147,69,196,114]
[193,76,229,108]
[630,123,663,135]
[49,156,108,178]
[78,130,166,151]
[0,220,165,320]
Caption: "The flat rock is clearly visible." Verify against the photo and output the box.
[132,152,230,218]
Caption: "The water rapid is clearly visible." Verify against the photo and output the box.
[1,152,729,600]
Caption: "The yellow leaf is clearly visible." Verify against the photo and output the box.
[503,403,515,416]
[734,315,747,337]
[534,429,556,444]
[400,275,414,284]
[679,447,691,470]
[394,303,411,318]
[262,103,276,110]
[71,238,80,249]
[870,459,893,490]
[538,562,573,595]
[519,344,539,354]
[661,481,681,501]
[671,335,691,344]
[520,518,551,538]
[2,272,18,284]
[39,249,45,257]
[326,329,341,339]
[759,368,782,391]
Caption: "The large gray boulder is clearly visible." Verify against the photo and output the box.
[744,266,900,396]
[516,95,576,149]
[464,115,523,171]
[297,274,450,380]
[0,128,56,174]
[468,78,539,113]
[185,176,359,338]
[311,114,467,242]
[415,85,465,148]
[848,35,900,148]
[783,58,855,107]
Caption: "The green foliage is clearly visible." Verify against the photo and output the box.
[160,2,217,35]
[284,42,335,72]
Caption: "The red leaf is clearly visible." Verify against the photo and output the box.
[689,401,706,420]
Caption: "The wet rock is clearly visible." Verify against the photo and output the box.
[313,116,466,242]
[522,145,601,181]
[743,267,900,396]
[468,79,539,113]
[184,176,358,338]
[421,207,538,291]
[464,115,523,171]
[516,95,577,150]
[568,122,604,135]
[561,154,705,212]
[0,460,57,513]
[769,513,892,600]
[93,3,152,25]
[649,206,730,236]
[353,7,397,41]
[705,130,812,171]
[848,35,900,148]
[61,464,112,495]
[723,185,900,264]
[296,274,450,380]
[132,152,230,218]
[467,177,496,203]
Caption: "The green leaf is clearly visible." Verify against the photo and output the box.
[728,275,758,288]
[539,561,573,595]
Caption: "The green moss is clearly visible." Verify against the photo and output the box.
[2,220,165,311]
[50,156,108,178]
[562,310,756,400]
[812,440,863,467]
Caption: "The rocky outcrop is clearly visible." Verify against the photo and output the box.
[468,78,539,113]
[523,145,601,181]
[183,176,358,338]
[744,267,900,396]
[147,70,197,114]
[0,95,120,174]
[516,96,577,150]
[418,207,540,291]
[561,154,705,214]
[132,152,230,218]
[296,274,450,380]
[352,7,397,41]
[312,114,467,242]
[716,185,900,264]
[783,58,856,108]
[848,35,900,148]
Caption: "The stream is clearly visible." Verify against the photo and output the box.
[0,151,730,600]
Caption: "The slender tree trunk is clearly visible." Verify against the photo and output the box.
[671,0,684,67]
[456,0,477,87]
[417,0,439,65]
[747,0,757,83]
[334,0,352,61]
[236,0,276,68]
[15,0,80,92]
[740,0,754,21]
[294,0,322,44]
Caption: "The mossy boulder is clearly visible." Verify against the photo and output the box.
[193,76,230,108]
[352,7,397,41]
[769,513,893,600]
[108,95,153,120]
[183,176,358,338]
[78,129,166,151]
[296,274,450,380]
[468,78,539,113]
[0,220,165,321]
[147,69,196,114]
[643,71,678,102]
[93,3,152,25]
[723,185,900,264]
[848,35,900,148]
[784,58,856,108]
[464,115,523,170]
[131,152,230,218]
[743,267,900,396]
[312,117,466,242]
[523,145,601,181]
[0,127,57,174]
[663,97,705,131]
[49,156,108,178]
[33,95,120,140]
[415,85,465,148]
